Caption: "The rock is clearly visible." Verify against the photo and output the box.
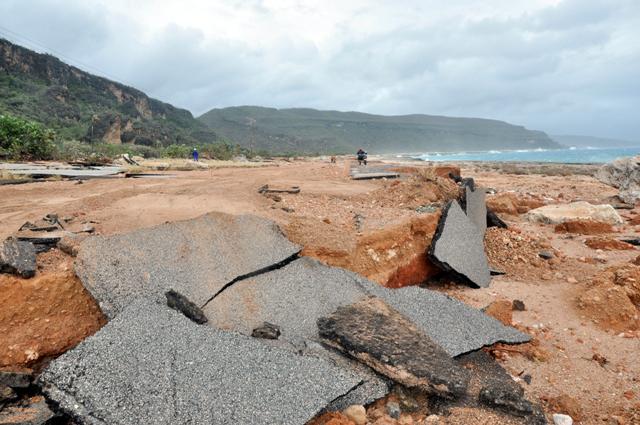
[56,233,87,257]
[251,322,281,339]
[567,276,578,284]
[483,300,513,326]
[512,300,526,311]
[0,384,16,404]
[343,405,366,425]
[553,413,573,425]
[0,237,36,278]
[425,415,440,423]
[487,193,545,215]
[585,237,635,251]
[595,156,640,203]
[165,289,208,324]
[522,374,532,384]
[318,297,470,398]
[0,396,54,425]
[0,370,34,388]
[538,250,554,260]
[75,212,301,318]
[428,200,491,288]
[386,401,401,419]
[40,299,363,425]
[526,202,623,225]
[547,394,583,422]
[554,220,614,235]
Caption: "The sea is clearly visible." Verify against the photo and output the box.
[407,147,640,164]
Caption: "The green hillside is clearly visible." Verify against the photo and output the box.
[0,38,216,147]
[198,106,561,154]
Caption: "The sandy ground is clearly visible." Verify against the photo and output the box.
[0,158,639,424]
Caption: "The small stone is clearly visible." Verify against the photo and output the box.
[386,401,401,419]
[425,415,440,423]
[538,250,554,260]
[0,384,17,403]
[567,277,578,284]
[165,290,208,324]
[512,300,526,311]
[251,322,281,340]
[522,374,532,385]
[553,413,573,425]
[343,405,366,425]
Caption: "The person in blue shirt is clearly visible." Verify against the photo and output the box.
[192,147,199,162]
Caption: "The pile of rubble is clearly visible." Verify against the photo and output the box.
[1,174,549,424]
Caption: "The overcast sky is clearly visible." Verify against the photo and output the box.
[1,0,639,140]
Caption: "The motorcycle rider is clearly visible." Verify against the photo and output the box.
[356,148,367,166]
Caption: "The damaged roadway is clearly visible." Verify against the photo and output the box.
[43,207,529,423]
[39,299,364,425]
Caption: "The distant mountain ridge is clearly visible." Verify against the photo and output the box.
[198,106,561,154]
[2,38,561,154]
[0,38,215,146]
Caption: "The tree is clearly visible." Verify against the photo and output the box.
[0,114,56,160]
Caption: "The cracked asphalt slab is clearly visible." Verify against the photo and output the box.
[428,200,492,288]
[206,256,529,358]
[39,299,361,425]
[75,212,300,318]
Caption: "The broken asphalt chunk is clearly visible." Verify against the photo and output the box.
[487,208,508,229]
[428,200,491,288]
[461,179,487,236]
[457,351,546,423]
[0,369,34,388]
[39,299,362,425]
[0,237,36,278]
[165,289,208,324]
[318,298,470,398]
[206,257,529,357]
[74,212,301,318]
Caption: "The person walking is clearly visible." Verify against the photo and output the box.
[192,147,199,162]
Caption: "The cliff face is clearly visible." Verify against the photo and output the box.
[0,38,215,146]
[198,106,561,154]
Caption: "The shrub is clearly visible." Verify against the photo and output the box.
[0,114,56,160]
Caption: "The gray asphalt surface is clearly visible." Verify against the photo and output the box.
[206,256,528,358]
[358,278,530,356]
[40,299,361,425]
[75,212,300,318]
[429,200,492,288]
[465,184,487,236]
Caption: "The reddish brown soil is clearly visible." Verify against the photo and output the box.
[486,192,545,215]
[483,299,513,326]
[0,265,106,367]
[584,237,635,251]
[554,220,614,235]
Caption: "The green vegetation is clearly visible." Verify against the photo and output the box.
[198,106,561,154]
[0,114,56,160]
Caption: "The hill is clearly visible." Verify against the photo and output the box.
[552,134,640,148]
[0,38,216,147]
[198,106,561,154]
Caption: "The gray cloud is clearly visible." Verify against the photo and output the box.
[1,0,638,140]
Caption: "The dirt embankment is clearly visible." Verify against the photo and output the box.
[0,253,105,367]
[284,171,459,287]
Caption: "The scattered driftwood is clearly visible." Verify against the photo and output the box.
[258,184,301,194]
